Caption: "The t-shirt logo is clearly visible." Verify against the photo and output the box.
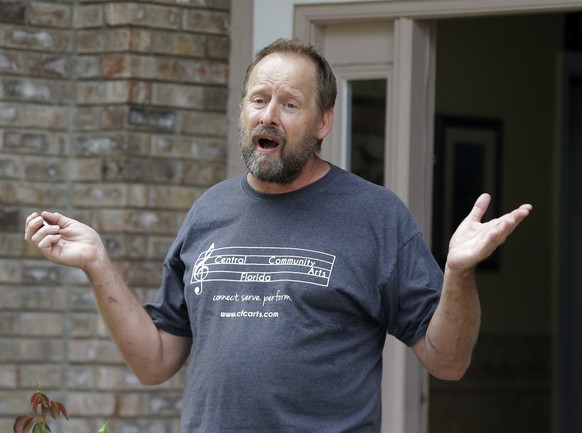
[191,243,336,295]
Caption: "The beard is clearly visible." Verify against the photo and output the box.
[240,123,320,184]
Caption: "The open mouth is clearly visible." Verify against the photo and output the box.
[256,134,282,151]
[258,138,279,149]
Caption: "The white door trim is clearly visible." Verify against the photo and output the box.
[321,64,393,173]
[294,0,582,30]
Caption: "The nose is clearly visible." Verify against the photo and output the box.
[260,100,280,126]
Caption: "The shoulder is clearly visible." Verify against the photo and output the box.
[326,165,420,233]
[191,174,246,207]
[327,165,406,208]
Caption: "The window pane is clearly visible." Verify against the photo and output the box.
[348,79,387,185]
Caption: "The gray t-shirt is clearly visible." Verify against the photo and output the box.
[145,164,443,433]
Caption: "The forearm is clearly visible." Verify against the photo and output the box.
[84,252,183,385]
[25,212,188,384]
[413,194,531,380]
[415,265,481,380]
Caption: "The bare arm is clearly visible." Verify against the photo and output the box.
[24,212,191,385]
[412,194,532,380]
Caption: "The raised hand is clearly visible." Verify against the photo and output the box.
[24,211,106,271]
[446,193,532,272]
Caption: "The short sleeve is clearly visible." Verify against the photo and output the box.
[144,251,192,338]
[384,233,443,346]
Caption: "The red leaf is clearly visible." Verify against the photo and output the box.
[50,400,69,420]
[13,415,35,433]
[30,391,49,414]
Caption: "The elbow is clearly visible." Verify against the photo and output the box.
[429,358,472,382]
[128,360,175,386]
[432,368,465,382]
[134,370,172,386]
[138,377,166,387]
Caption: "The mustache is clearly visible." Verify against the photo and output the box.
[251,125,287,145]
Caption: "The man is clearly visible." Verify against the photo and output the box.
[25,39,532,432]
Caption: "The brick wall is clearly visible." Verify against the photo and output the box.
[0,1,230,432]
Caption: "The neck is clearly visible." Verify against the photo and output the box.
[247,156,330,194]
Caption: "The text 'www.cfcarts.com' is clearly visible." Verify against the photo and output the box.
[220,310,280,318]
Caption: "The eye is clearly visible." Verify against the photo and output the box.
[286,102,297,109]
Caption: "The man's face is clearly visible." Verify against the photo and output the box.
[239,53,324,184]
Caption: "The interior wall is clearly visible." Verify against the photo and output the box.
[435,13,563,334]
[430,13,564,433]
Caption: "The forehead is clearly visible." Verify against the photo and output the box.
[248,52,317,95]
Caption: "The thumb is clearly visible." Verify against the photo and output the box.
[467,193,491,223]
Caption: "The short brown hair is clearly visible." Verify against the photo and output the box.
[241,38,337,117]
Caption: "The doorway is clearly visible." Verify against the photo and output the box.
[430,13,568,433]
[559,50,582,433]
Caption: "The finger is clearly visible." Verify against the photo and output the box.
[37,233,65,250]
[41,211,63,227]
[497,204,533,227]
[489,204,532,244]
[24,214,45,243]
[25,212,40,227]
[467,193,491,223]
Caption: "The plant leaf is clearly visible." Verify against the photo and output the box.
[49,401,69,420]
[30,392,50,414]
[98,420,109,433]
[13,415,35,433]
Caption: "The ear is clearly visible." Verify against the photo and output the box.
[316,108,334,140]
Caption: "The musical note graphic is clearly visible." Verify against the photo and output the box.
[192,243,214,295]
[190,245,336,293]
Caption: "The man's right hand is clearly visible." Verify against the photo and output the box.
[24,211,106,272]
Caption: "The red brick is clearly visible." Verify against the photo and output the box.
[27,53,70,78]
[152,82,204,109]
[28,2,72,28]
[0,2,25,24]
[0,50,25,75]
[72,183,147,208]
[181,110,227,136]
[153,31,205,57]
[0,180,69,206]
[206,34,229,60]
[73,4,103,29]
[98,209,183,235]
[22,104,68,129]
[149,184,202,209]
[2,25,72,52]
[176,58,228,85]
[183,9,230,35]
[105,3,180,30]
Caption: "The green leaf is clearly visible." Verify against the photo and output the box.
[98,420,109,433]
